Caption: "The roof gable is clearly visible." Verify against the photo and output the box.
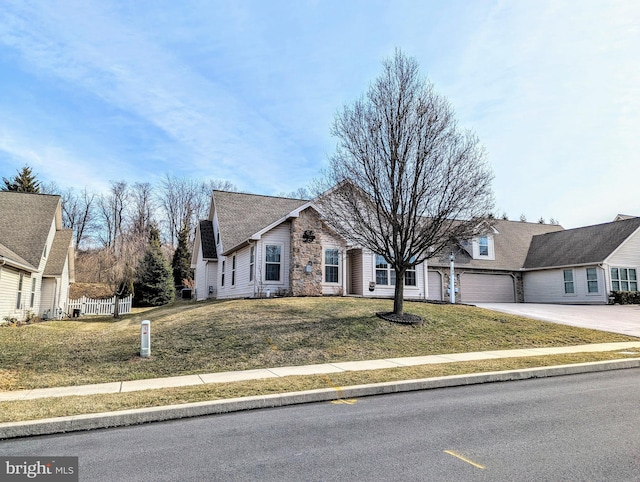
[43,229,73,276]
[214,191,308,253]
[430,219,563,270]
[0,192,61,268]
[524,217,640,269]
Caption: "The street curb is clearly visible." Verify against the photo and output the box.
[2,358,640,440]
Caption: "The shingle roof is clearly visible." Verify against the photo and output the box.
[0,192,61,268]
[523,217,640,269]
[199,220,217,259]
[214,191,308,254]
[43,229,73,276]
[0,242,35,270]
[429,219,564,270]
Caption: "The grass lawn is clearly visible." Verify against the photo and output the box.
[1,297,637,392]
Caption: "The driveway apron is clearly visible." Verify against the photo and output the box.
[475,303,640,337]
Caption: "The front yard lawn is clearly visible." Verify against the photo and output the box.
[1,297,637,391]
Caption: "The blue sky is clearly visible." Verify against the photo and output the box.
[1,0,638,228]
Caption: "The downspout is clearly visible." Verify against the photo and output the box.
[423,260,428,301]
[341,249,347,296]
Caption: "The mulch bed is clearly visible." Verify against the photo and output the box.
[376,311,424,326]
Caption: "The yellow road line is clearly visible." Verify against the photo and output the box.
[444,450,485,469]
[322,375,357,405]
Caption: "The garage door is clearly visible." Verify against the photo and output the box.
[427,271,442,301]
[460,273,515,303]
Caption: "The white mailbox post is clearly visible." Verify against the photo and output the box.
[141,320,151,358]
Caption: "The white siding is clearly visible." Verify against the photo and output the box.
[348,249,363,295]
[607,228,640,267]
[0,266,20,320]
[524,267,607,304]
[193,237,218,301]
[320,230,347,295]
[360,250,426,299]
[58,259,70,311]
[40,278,56,313]
[605,228,640,293]
[218,244,256,299]
[258,223,291,295]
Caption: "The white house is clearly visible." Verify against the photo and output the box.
[0,192,75,321]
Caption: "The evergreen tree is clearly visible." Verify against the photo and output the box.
[2,165,41,192]
[134,225,175,306]
[172,223,193,289]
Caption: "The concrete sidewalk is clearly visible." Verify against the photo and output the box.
[3,342,640,402]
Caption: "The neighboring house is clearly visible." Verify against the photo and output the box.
[522,216,640,304]
[0,192,75,321]
[191,190,434,301]
[192,189,639,305]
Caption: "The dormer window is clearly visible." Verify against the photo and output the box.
[479,236,489,256]
[472,234,495,260]
[42,245,47,258]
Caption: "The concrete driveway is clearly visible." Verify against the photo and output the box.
[475,303,640,338]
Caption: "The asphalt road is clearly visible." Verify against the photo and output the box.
[3,369,640,481]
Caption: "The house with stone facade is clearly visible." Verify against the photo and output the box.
[192,190,639,304]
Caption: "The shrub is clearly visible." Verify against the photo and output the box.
[610,291,640,305]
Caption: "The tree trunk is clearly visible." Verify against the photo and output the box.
[113,294,120,319]
[393,269,405,315]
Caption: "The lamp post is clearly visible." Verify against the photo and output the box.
[449,252,455,304]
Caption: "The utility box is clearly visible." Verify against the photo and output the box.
[141,320,151,358]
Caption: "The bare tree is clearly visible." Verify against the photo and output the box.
[129,182,156,237]
[279,187,311,200]
[158,175,237,247]
[316,50,493,317]
[97,181,129,252]
[61,187,96,249]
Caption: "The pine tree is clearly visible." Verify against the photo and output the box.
[134,225,175,306]
[172,223,193,289]
[2,165,41,192]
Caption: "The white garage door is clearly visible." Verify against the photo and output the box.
[461,273,515,303]
[427,271,442,301]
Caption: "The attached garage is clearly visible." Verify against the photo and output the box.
[460,273,515,303]
[427,271,442,301]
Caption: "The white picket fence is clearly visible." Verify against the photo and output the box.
[67,295,133,316]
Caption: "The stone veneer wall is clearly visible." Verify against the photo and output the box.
[289,208,323,296]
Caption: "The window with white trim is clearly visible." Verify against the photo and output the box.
[586,268,599,294]
[221,260,225,287]
[231,255,236,286]
[405,266,417,286]
[563,269,575,294]
[478,236,489,256]
[30,278,36,308]
[265,245,281,281]
[611,268,638,292]
[16,273,24,309]
[375,254,416,286]
[325,249,339,283]
[375,255,394,286]
[249,246,255,282]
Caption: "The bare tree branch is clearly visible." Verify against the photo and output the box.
[316,49,494,315]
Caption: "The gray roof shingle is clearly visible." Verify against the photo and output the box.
[0,242,35,270]
[0,192,61,268]
[429,219,564,270]
[214,191,308,254]
[43,229,73,276]
[199,220,217,259]
[523,217,640,269]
